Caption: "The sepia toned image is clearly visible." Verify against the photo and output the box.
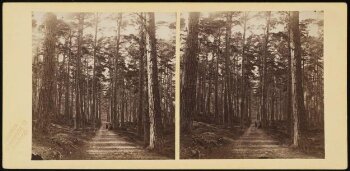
[32,12,176,160]
[180,11,324,159]
[3,2,347,169]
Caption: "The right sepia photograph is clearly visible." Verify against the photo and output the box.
[180,11,324,159]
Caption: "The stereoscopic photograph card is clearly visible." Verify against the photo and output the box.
[2,2,347,170]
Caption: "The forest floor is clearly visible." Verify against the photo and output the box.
[32,122,174,160]
[264,121,325,158]
[180,121,245,159]
[68,126,170,160]
[117,122,175,159]
[180,121,323,159]
[32,123,97,160]
[209,124,318,159]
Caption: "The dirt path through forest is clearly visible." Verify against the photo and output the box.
[226,124,316,159]
[79,125,169,160]
[74,110,169,160]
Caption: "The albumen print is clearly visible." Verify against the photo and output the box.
[32,12,176,160]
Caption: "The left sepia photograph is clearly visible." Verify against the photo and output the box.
[32,12,176,160]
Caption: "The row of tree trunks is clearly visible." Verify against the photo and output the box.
[179,11,317,151]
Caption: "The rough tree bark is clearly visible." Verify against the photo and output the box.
[290,11,307,147]
[113,13,123,128]
[261,11,271,128]
[92,13,98,129]
[286,12,293,140]
[74,13,84,129]
[137,12,146,137]
[146,12,163,151]
[38,13,58,131]
[180,12,200,134]
[240,12,248,128]
[64,30,72,121]
[214,36,220,123]
[224,12,233,128]
[144,55,150,146]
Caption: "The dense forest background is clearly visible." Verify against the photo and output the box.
[32,12,176,159]
[180,11,324,158]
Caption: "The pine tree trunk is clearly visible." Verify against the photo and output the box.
[114,13,123,128]
[290,11,307,147]
[180,12,200,134]
[137,13,146,136]
[261,11,271,128]
[38,13,57,131]
[121,79,125,128]
[240,12,248,128]
[33,47,41,126]
[286,12,294,140]
[64,31,72,122]
[75,13,84,129]
[271,76,276,123]
[92,13,98,129]
[85,58,89,126]
[144,55,150,146]
[146,12,163,151]
[224,12,233,128]
[206,58,212,120]
[214,47,219,124]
